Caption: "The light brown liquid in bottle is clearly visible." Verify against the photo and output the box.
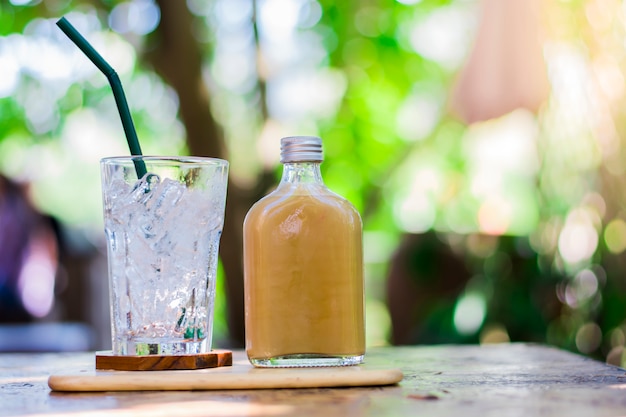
[244,184,365,364]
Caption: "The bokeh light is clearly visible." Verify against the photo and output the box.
[558,208,600,265]
[109,0,160,36]
[480,324,511,344]
[408,5,476,70]
[453,291,487,335]
[575,322,602,354]
[604,219,626,254]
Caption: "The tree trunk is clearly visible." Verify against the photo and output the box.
[148,1,250,346]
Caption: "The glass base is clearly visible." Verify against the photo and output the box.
[115,338,208,356]
[249,353,364,368]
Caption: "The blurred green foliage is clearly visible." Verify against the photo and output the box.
[2,0,626,364]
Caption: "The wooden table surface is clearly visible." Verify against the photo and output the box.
[2,344,626,416]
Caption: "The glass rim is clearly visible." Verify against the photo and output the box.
[100,155,229,167]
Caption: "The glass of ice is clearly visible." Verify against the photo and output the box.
[100,156,228,356]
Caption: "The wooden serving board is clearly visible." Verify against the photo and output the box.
[48,356,403,392]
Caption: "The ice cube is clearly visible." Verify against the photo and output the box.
[148,178,184,218]
[130,174,160,205]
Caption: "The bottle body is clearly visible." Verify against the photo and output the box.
[243,162,365,367]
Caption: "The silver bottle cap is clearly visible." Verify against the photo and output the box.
[280,136,324,163]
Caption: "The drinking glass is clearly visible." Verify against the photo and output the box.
[100,156,228,355]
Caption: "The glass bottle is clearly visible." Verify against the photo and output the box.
[243,136,365,367]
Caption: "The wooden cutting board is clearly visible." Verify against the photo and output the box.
[48,356,403,392]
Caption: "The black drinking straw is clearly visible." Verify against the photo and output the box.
[56,17,147,179]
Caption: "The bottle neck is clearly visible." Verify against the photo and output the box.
[280,162,324,185]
